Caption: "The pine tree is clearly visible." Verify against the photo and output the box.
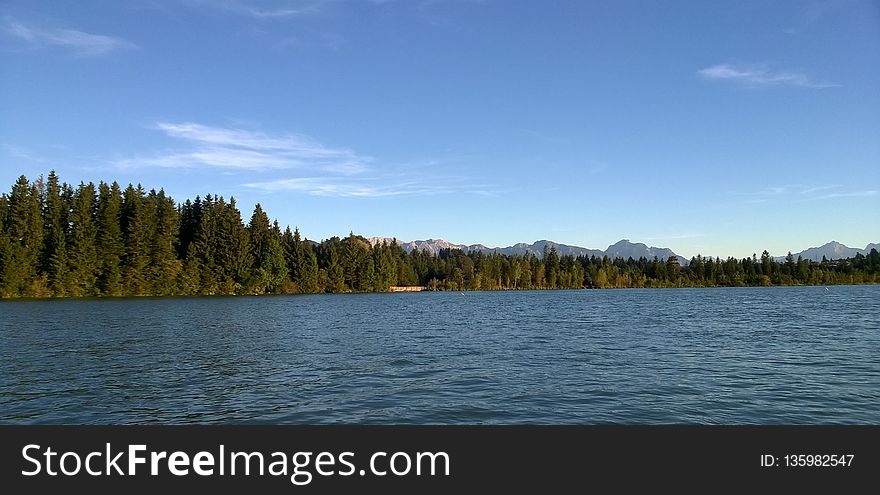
[147,189,182,295]
[1,176,43,296]
[188,194,218,294]
[41,171,68,295]
[208,197,251,294]
[246,204,273,293]
[0,193,10,296]
[121,184,150,296]
[282,226,298,290]
[285,227,319,293]
[260,221,288,293]
[299,235,320,293]
[323,238,346,292]
[545,245,560,288]
[66,182,99,296]
[343,232,368,290]
[95,182,124,296]
[178,197,201,260]
[374,242,398,291]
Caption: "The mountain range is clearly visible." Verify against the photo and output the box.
[367,237,880,264]
[774,241,880,262]
[368,237,687,264]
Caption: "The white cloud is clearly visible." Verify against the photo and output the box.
[799,185,840,195]
[119,122,372,173]
[243,175,499,198]
[194,0,327,19]
[243,177,399,197]
[807,190,877,201]
[121,121,498,198]
[741,184,876,203]
[698,64,837,89]
[2,17,136,56]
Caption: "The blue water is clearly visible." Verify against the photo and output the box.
[1,286,878,424]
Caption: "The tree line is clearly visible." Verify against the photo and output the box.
[0,172,877,298]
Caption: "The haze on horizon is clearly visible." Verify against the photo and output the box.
[1,0,878,260]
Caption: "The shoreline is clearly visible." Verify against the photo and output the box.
[1,281,876,302]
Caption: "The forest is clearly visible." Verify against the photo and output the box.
[0,172,878,298]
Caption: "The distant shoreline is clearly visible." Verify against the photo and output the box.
[1,281,877,302]
[2,172,878,299]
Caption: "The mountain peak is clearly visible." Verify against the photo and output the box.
[604,239,678,262]
[368,237,684,264]
[782,240,879,261]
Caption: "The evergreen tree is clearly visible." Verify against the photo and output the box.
[178,197,201,260]
[298,235,320,293]
[188,194,218,294]
[343,232,368,290]
[121,184,150,296]
[41,171,68,295]
[259,222,288,293]
[761,250,772,276]
[217,197,251,293]
[0,194,9,296]
[1,176,43,296]
[147,189,182,295]
[95,182,124,296]
[66,182,99,296]
[545,245,560,288]
[246,204,273,293]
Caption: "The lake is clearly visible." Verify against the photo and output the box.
[1,286,878,424]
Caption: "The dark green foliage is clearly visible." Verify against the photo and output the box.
[66,182,99,296]
[0,172,877,298]
[1,176,44,296]
[246,205,287,293]
[0,194,9,295]
[215,198,251,293]
[146,189,182,295]
[121,184,150,296]
[297,233,320,294]
[96,182,124,296]
[41,171,68,295]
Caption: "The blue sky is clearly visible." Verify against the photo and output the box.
[1,0,878,259]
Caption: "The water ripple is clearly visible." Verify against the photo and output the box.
[1,286,878,424]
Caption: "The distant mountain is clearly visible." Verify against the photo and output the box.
[776,241,880,262]
[368,237,683,263]
[367,238,469,256]
[486,240,605,259]
[603,239,680,262]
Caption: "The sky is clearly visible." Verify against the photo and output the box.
[1,0,878,259]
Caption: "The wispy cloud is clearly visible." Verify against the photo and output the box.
[799,185,840,195]
[193,0,327,19]
[2,17,136,56]
[698,64,837,89]
[118,122,371,173]
[740,184,877,203]
[242,175,500,198]
[119,121,499,198]
[806,190,877,201]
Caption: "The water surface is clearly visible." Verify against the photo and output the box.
[1,286,877,424]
